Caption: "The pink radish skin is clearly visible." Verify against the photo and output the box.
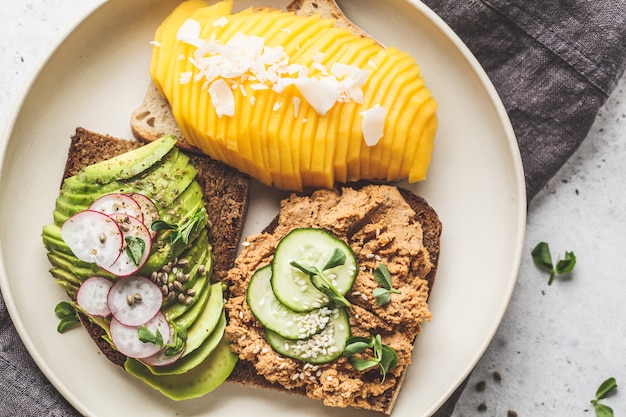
[108,275,163,326]
[89,193,144,221]
[127,193,160,237]
[110,312,171,359]
[103,214,152,277]
[61,210,123,267]
[76,276,113,317]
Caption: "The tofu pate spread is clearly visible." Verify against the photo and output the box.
[224,184,433,410]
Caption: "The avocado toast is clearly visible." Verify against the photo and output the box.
[42,127,250,399]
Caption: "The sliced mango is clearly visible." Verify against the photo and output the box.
[150,0,438,191]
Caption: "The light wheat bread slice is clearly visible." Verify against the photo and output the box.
[129,0,377,150]
[59,127,250,366]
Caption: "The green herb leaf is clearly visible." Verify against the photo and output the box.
[531,242,553,271]
[164,323,188,356]
[556,251,576,275]
[593,403,614,417]
[57,315,80,333]
[323,248,346,271]
[54,302,79,333]
[344,334,398,383]
[373,264,392,289]
[54,301,76,319]
[343,337,374,357]
[379,345,398,382]
[138,326,164,347]
[591,377,618,417]
[372,264,401,305]
[125,236,146,266]
[290,260,351,307]
[152,208,206,245]
[174,208,205,244]
[595,378,618,401]
[531,242,576,285]
[372,287,391,305]
[348,357,380,371]
[290,261,319,276]
[150,220,177,232]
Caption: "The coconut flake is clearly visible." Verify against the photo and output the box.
[293,77,340,116]
[360,105,387,146]
[213,16,228,27]
[209,78,235,117]
[180,71,193,84]
[293,96,301,118]
[176,18,203,48]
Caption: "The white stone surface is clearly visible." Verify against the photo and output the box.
[0,1,624,416]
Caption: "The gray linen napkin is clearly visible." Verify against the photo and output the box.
[1,0,625,416]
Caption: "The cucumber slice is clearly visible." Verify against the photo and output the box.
[247,265,335,340]
[271,228,357,312]
[265,307,350,364]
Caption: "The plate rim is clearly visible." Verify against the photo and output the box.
[0,0,527,416]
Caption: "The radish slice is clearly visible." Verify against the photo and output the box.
[76,276,113,317]
[127,193,160,237]
[103,214,152,277]
[140,339,185,367]
[89,193,144,221]
[110,312,171,358]
[61,210,123,267]
[108,275,163,326]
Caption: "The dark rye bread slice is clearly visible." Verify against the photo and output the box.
[226,184,442,415]
[61,127,250,366]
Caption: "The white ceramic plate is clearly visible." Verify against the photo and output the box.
[0,0,526,416]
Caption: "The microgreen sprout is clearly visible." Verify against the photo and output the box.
[54,301,80,333]
[372,264,400,305]
[125,236,146,266]
[151,207,206,244]
[290,248,351,307]
[138,323,187,356]
[531,241,576,285]
[591,377,618,417]
[343,334,398,383]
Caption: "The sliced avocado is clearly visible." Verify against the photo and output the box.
[148,311,226,376]
[77,136,177,185]
[145,220,208,273]
[179,282,223,354]
[42,224,73,255]
[171,275,213,329]
[124,336,237,401]
[48,267,82,288]
[162,264,210,322]
[47,251,115,281]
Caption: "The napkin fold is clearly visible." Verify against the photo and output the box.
[1,0,625,416]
